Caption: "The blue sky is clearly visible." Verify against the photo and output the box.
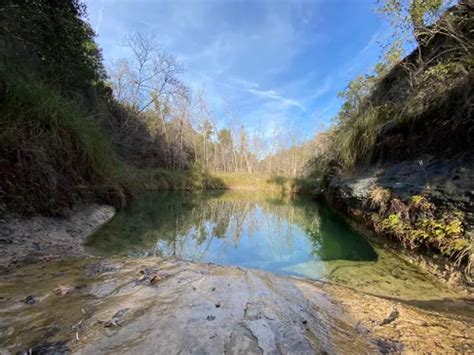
[83,0,389,141]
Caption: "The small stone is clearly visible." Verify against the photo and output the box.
[24,295,37,305]
[150,275,161,284]
[215,303,221,308]
[211,287,216,292]
[102,319,118,328]
[207,315,216,321]
[113,308,129,319]
[380,309,399,326]
[54,284,75,296]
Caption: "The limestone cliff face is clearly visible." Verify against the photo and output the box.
[325,3,473,288]
[326,156,473,288]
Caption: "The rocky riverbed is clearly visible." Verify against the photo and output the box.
[0,257,473,354]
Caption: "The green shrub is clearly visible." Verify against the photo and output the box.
[374,192,469,258]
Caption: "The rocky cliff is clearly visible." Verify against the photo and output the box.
[325,3,473,289]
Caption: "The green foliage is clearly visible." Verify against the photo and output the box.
[424,61,464,81]
[1,0,108,96]
[304,1,472,177]
[0,1,125,215]
[409,195,433,211]
[380,214,406,234]
[378,0,455,46]
[214,173,287,192]
[324,40,404,169]
[119,167,227,193]
[374,192,468,257]
[336,41,401,125]
[0,67,231,215]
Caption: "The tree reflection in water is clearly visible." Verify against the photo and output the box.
[86,191,377,276]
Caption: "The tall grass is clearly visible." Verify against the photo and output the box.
[0,69,122,215]
[0,71,232,216]
[118,166,227,192]
[333,105,381,169]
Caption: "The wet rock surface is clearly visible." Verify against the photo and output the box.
[0,204,115,272]
[327,155,474,289]
[330,155,474,222]
[0,257,472,354]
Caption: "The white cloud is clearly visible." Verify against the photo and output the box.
[359,32,379,55]
[94,0,105,33]
[83,0,384,142]
[305,76,332,102]
[247,88,304,110]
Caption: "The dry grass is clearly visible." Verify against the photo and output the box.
[368,186,391,214]
[212,173,310,194]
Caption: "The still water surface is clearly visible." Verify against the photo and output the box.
[86,191,457,300]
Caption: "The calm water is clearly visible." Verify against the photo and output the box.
[87,191,376,275]
[86,191,457,300]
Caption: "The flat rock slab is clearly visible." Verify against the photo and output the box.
[0,204,115,271]
[0,258,473,354]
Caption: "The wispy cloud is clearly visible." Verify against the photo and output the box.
[306,76,332,102]
[94,0,105,33]
[229,78,259,89]
[83,0,385,140]
[359,32,379,55]
[343,29,383,78]
[247,88,304,110]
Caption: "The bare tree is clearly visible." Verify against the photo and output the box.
[110,32,186,113]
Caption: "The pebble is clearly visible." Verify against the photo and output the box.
[24,295,38,305]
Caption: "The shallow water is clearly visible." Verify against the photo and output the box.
[86,191,459,301]
[1,192,471,353]
[2,258,471,354]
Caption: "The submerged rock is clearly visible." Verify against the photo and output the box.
[0,257,472,354]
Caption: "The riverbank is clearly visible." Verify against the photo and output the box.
[214,173,296,193]
[1,257,472,353]
[0,173,290,273]
[324,155,474,292]
[1,193,473,353]
[2,172,471,296]
[0,204,115,272]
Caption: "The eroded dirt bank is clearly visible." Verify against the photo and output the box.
[0,205,115,272]
[0,257,473,354]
